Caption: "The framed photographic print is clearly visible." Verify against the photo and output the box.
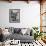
[9,9,20,23]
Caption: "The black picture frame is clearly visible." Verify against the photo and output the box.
[9,9,20,23]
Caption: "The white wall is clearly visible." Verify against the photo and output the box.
[0,1,40,28]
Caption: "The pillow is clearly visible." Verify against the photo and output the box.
[21,28,27,35]
[8,27,14,34]
[2,29,10,36]
[25,28,30,35]
[14,28,21,33]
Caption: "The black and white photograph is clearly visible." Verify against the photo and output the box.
[9,9,20,23]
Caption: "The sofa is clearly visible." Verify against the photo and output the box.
[2,27,34,43]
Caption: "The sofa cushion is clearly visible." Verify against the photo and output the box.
[14,28,21,34]
[9,33,34,43]
[21,28,27,35]
[8,27,14,34]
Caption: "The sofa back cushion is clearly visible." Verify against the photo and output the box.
[21,28,27,35]
[14,28,21,33]
[8,27,14,34]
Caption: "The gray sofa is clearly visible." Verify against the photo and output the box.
[3,27,34,43]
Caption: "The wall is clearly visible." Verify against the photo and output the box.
[0,1,40,28]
